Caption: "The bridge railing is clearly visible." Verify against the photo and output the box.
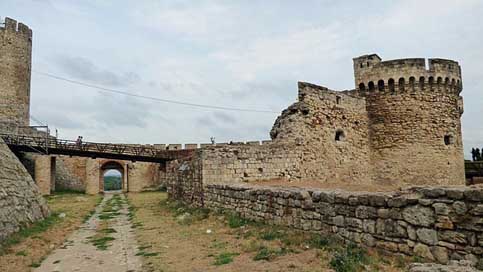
[0,133,193,160]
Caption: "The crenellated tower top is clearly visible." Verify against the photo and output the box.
[0,17,32,41]
[353,54,462,95]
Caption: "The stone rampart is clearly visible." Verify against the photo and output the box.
[0,138,49,243]
[199,183,483,264]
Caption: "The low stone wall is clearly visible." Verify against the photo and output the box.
[199,183,483,265]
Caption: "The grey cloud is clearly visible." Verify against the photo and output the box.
[212,112,237,124]
[88,93,151,128]
[55,55,141,87]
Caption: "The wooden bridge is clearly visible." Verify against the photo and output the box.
[0,133,194,163]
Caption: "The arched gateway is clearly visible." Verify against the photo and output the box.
[100,161,126,192]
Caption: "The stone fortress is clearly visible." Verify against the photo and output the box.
[269,54,465,186]
[2,17,483,266]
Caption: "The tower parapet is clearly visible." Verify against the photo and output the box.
[353,54,462,95]
[0,17,32,129]
[353,54,465,185]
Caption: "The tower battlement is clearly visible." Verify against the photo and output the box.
[0,17,32,40]
[353,54,462,95]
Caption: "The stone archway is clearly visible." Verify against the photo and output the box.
[100,161,125,192]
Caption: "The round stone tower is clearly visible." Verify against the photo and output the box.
[353,54,465,186]
[0,17,32,129]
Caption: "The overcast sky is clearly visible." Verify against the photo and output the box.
[1,0,482,158]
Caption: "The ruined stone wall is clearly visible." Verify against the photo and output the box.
[166,153,204,205]
[0,138,49,243]
[0,17,32,127]
[202,183,483,265]
[270,82,371,184]
[352,55,465,186]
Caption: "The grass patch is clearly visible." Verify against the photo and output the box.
[98,212,121,220]
[15,250,27,256]
[0,213,60,252]
[52,189,85,194]
[161,200,210,225]
[259,229,285,241]
[329,243,369,272]
[89,236,116,251]
[100,228,117,234]
[227,213,248,228]
[213,252,239,266]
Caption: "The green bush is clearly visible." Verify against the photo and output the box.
[329,243,368,272]
[227,213,248,228]
[213,252,239,265]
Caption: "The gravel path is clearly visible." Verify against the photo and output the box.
[34,192,142,272]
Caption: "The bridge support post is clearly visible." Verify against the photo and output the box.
[33,155,56,195]
[85,159,100,195]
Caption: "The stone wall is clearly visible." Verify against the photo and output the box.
[0,138,49,243]
[200,183,483,265]
[0,17,32,126]
[201,144,302,183]
[166,154,204,205]
[270,82,371,184]
[39,155,164,194]
[55,156,85,192]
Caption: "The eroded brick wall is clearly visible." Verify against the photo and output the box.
[202,184,483,264]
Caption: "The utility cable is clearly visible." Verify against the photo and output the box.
[33,70,280,114]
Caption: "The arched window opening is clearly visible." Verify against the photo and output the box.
[335,130,345,142]
[377,80,385,92]
[437,77,443,89]
[409,77,416,89]
[419,77,425,90]
[367,62,370,67]
[360,63,363,68]
[359,83,366,91]
[444,77,450,90]
[451,79,456,87]
[398,77,405,92]
[444,135,454,146]
[103,169,122,191]
[428,76,434,90]
[368,81,375,91]
[388,78,395,92]
[336,96,341,105]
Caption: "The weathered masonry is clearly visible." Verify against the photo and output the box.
[166,54,469,264]
[168,54,465,190]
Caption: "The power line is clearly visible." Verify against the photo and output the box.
[33,70,280,114]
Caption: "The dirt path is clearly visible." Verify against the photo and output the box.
[34,192,142,272]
